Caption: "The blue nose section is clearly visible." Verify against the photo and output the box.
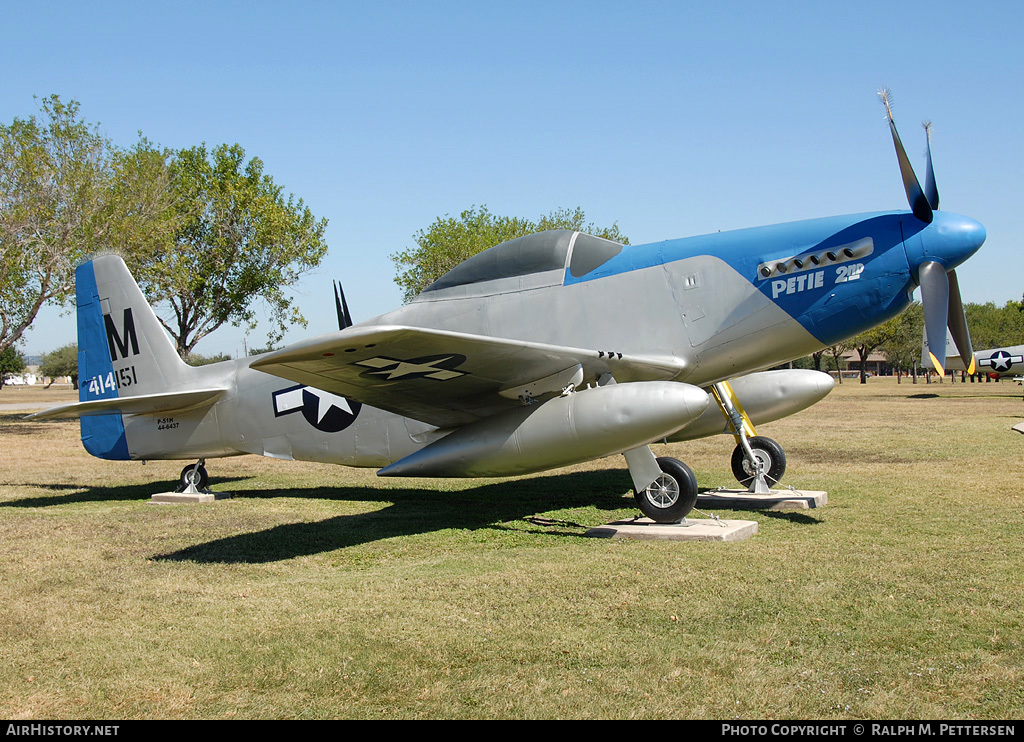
[905,211,986,276]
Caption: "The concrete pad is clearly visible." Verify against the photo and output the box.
[697,488,827,510]
[586,517,757,542]
[148,491,229,504]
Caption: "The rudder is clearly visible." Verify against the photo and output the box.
[77,255,193,459]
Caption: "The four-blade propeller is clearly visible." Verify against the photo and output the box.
[880,89,975,376]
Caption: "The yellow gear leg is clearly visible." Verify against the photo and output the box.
[711,381,772,494]
[710,381,757,443]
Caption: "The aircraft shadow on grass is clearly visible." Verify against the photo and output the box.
[4,468,641,562]
[0,477,253,508]
[154,469,634,563]
[753,509,822,526]
[4,466,829,561]
[152,471,827,562]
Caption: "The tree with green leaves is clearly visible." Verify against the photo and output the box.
[39,343,79,388]
[0,95,172,354]
[0,346,26,387]
[129,143,329,358]
[391,205,628,302]
[878,303,924,382]
[964,301,1024,350]
[185,351,232,367]
[849,323,898,384]
[848,305,930,384]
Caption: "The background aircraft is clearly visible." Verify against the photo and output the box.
[31,97,986,523]
[926,332,1024,379]
[974,347,1024,378]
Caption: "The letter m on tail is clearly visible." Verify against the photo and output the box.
[104,308,139,362]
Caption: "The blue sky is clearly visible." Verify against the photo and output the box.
[4,1,1022,356]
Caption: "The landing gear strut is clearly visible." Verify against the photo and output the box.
[730,436,786,489]
[625,445,699,523]
[712,381,786,493]
[633,456,699,523]
[177,460,209,493]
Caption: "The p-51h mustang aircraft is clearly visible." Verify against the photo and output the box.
[32,96,986,523]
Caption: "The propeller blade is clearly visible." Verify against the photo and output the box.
[918,260,950,375]
[879,89,933,224]
[333,282,344,329]
[334,280,353,330]
[923,121,940,211]
[946,269,976,375]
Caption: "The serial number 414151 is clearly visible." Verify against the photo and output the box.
[86,366,138,396]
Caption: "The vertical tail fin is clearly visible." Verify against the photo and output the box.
[77,254,193,459]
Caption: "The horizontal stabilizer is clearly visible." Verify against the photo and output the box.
[26,388,227,420]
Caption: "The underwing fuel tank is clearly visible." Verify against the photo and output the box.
[377,381,710,478]
[669,369,835,442]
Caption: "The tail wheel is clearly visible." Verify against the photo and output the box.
[634,457,699,523]
[178,463,209,492]
[730,436,786,487]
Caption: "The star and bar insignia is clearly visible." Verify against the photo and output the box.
[354,354,468,381]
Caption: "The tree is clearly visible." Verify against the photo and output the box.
[391,205,628,302]
[130,143,329,358]
[1,96,113,354]
[0,346,26,387]
[828,343,849,384]
[965,301,1024,350]
[878,304,924,382]
[849,323,895,384]
[105,137,178,259]
[248,345,280,356]
[185,351,232,366]
[0,95,174,355]
[39,343,79,388]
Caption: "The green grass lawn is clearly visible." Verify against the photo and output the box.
[1,377,1022,719]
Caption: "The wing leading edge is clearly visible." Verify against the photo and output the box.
[250,324,688,428]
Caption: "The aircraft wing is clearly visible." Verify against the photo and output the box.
[250,324,687,427]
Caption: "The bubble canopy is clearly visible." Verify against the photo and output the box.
[422,230,624,294]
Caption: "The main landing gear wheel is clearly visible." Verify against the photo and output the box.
[634,457,699,523]
[178,463,209,492]
[730,436,786,488]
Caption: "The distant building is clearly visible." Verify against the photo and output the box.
[841,350,890,377]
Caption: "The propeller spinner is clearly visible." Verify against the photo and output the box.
[880,89,981,376]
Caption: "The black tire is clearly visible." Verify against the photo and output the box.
[730,436,786,487]
[178,463,209,492]
[633,457,699,523]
